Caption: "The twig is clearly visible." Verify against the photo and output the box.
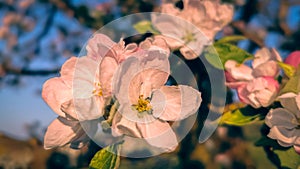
[231,21,265,47]
[279,0,292,36]
[4,65,59,76]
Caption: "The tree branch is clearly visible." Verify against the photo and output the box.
[4,65,59,76]
[231,21,265,47]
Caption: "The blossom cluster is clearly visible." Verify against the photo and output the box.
[225,50,300,154]
[42,33,202,152]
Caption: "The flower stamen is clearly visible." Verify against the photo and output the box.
[183,31,196,43]
[92,82,103,96]
[132,95,152,113]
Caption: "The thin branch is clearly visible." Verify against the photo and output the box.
[278,0,292,36]
[4,65,59,76]
[231,21,265,47]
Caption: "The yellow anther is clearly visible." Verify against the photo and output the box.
[93,82,103,97]
[132,95,152,113]
[183,31,196,43]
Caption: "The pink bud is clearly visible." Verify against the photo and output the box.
[284,51,300,68]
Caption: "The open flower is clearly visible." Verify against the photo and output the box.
[111,50,202,151]
[86,33,138,63]
[42,34,170,149]
[42,56,103,149]
[236,77,279,108]
[152,0,233,59]
[265,92,300,154]
[225,48,281,108]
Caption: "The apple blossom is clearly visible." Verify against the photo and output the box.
[236,77,279,108]
[42,56,103,149]
[152,0,233,59]
[225,48,281,108]
[111,51,202,152]
[265,92,300,154]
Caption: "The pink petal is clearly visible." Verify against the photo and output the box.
[284,51,300,68]
[252,60,279,77]
[140,37,170,56]
[114,55,170,105]
[296,94,300,112]
[42,77,72,118]
[113,57,141,105]
[225,60,253,81]
[99,56,118,98]
[73,96,105,121]
[86,33,116,61]
[226,81,247,89]
[151,85,201,121]
[136,119,178,152]
[278,93,300,113]
[111,112,142,138]
[253,48,281,69]
[252,48,272,68]
[60,57,77,88]
[180,45,198,60]
[161,3,180,15]
[154,35,183,50]
[255,88,277,107]
[61,100,77,120]
[73,57,99,98]
[236,85,253,106]
[44,117,89,149]
[270,48,282,62]
[267,126,295,147]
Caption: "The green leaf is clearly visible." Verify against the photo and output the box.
[89,144,121,169]
[215,35,247,44]
[203,46,224,69]
[133,20,160,35]
[278,62,295,78]
[204,43,254,70]
[273,147,300,169]
[280,67,300,95]
[219,105,267,126]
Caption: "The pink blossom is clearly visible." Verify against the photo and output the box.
[265,92,300,154]
[225,48,281,108]
[42,56,105,149]
[237,77,279,108]
[111,50,202,151]
[284,51,300,68]
[152,0,233,59]
[42,34,172,149]
[86,33,138,63]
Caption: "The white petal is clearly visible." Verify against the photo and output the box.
[278,93,300,113]
[99,56,118,98]
[152,85,201,121]
[44,117,88,149]
[225,60,253,81]
[73,56,99,98]
[265,108,297,129]
[73,96,105,121]
[253,48,272,68]
[136,119,178,152]
[252,60,279,77]
[42,77,72,118]
[111,112,142,138]
[86,33,116,61]
[114,54,170,105]
[60,57,77,88]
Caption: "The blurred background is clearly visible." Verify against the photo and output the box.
[0,0,299,168]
